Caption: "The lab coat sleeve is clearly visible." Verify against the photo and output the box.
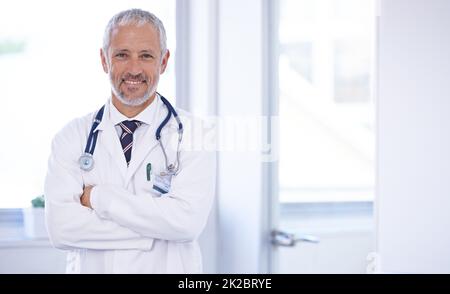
[45,120,154,251]
[90,147,216,242]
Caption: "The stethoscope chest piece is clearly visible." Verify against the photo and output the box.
[79,153,94,171]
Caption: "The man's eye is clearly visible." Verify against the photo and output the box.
[116,53,127,58]
[141,54,153,59]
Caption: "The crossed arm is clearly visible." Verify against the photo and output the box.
[45,125,215,251]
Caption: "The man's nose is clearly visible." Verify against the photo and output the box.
[126,58,144,76]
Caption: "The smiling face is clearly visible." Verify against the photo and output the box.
[101,23,170,108]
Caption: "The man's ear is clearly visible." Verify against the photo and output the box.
[160,50,170,74]
[100,48,109,73]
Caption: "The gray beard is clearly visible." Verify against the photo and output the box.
[110,74,153,107]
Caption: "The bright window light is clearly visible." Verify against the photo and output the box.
[278,0,375,202]
[0,0,176,207]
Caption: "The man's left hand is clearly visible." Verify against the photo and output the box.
[81,186,94,209]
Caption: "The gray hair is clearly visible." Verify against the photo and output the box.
[103,8,167,57]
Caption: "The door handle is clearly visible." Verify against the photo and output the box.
[271,230,320,247]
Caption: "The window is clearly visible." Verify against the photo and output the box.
[278,0,375,202]
[0,0,176,207]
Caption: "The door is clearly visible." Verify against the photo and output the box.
[268,0,377,274]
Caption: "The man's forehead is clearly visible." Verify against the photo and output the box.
[110,23,159,45]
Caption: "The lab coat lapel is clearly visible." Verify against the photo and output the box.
[100,123,128,180]
[95,103,128,181]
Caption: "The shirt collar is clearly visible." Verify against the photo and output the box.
[109,95,158,126]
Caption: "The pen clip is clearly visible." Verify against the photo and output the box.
[146,163,152,181]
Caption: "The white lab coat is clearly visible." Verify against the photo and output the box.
[44,96,216,274]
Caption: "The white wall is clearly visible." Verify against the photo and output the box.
[176,0,220,274]
[0,215,65,274]
[215,0,267,274]
[0,240,66,274]
[376,0,450,273]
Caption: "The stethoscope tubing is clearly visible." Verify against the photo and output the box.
[79,93,183,174]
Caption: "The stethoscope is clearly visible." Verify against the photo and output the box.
[79,93,183,176]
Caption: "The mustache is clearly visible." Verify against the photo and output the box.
[120,73,148,83]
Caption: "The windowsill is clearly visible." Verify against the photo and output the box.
[0,208,25,221]
[0,238,52,249]
[280,200,373,213]
[0,208,49,243]
[279,189,374,203]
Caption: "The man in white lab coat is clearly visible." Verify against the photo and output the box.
[44,9,216,274]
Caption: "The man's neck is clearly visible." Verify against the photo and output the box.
[111,93,156,118]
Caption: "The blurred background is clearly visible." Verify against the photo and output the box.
[1,0,449,274]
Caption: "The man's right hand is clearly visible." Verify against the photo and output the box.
[81,186,94,209]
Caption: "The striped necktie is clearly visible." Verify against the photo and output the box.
[118,120,142,166]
